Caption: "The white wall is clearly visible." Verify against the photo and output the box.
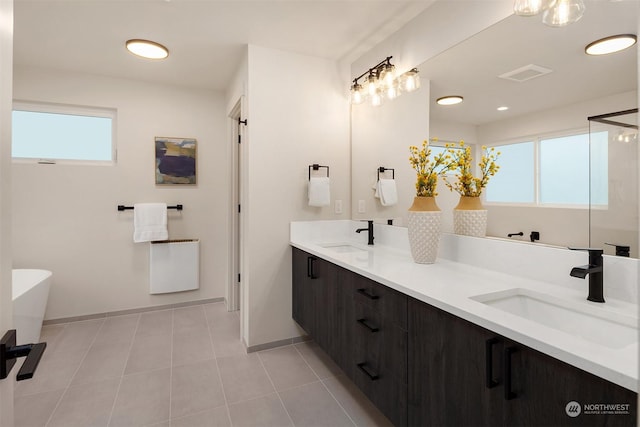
[12,66,229,320]
[243,45,350,347]
[351,83,429,225]
[477,90,637,248]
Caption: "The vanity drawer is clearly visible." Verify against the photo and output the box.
[352,274,407,329]
[353,361,408,427]
[353,301,408,384]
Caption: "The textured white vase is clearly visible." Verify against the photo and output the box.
[453,196,487,237]
[453,209,488,237]
[407,197,441,264]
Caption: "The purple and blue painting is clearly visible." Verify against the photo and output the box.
[155,137,197,185]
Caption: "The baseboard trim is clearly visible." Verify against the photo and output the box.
[246,334,311,353]
[43,297,225,325]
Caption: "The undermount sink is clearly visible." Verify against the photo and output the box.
[319,243,368,254]
[471,288,638,349]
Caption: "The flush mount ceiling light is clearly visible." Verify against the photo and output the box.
[126,39,169,60]
[585,34,637,56]
[436,96,463,106]
[349,57,420,106]
[514,0,585,27]
[497,106,509,111]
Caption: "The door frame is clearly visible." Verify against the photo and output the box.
[227,98,244,314]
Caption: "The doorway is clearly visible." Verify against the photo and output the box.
[228,98,244,313]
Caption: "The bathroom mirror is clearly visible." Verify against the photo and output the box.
[351,0,638,254]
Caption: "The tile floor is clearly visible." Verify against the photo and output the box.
[13,302,393,427]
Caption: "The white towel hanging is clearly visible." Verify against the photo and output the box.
[133,203,168,243]
[308,177,331,207]
[378,178,398,206]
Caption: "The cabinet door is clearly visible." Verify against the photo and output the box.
[408,297,503,427]
[503,340,638,427]
[291,247,311,333]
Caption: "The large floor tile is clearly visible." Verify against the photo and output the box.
[109,368,171,427]
[203,303,239,331]
[47,319,103,360]
[279,381,354,427]
[136,309,173,337]
[14,388,64,427]
[70,342,130,386]
[294,341,343,379]
[47,378,120,427]
[209,317,245,358]
[323,375,393,427]
[173,306,208,333]
[171,359,226,419]
[170,406,231,427]
[217,353,275,404]
[259,346,318,391]
[124,332,172,375]
[227,393,293,427]
[14,355,78,396]
[172,327,215,367]
[95,314,139,346]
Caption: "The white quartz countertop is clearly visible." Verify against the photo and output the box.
[290,221,638,392]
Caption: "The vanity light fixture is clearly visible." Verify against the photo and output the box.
[514,0,585,27]
[349,57,419,106]
[585,34,637,56]
[436,96,463,106]
[125,39,169,60]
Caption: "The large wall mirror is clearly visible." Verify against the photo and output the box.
[351,1,638,257]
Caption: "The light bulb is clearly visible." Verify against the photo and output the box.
[542,0,584,27]
[366,73,378,96]
[350,82,364,105]
[386,84,399,100]
[403,69,420,92]
[380,64,396,88]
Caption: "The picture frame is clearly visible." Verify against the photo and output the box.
[155,137,197,185]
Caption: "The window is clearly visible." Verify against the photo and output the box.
[485,130,608,207]
[12,102,115,163]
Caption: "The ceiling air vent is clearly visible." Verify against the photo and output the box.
[498,64,553,82]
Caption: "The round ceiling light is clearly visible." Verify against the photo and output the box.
[126,39,169,59]
[585,34,637,56]
[436,96,463,106]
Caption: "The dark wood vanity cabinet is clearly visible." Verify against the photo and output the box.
[292,247,637,427]
[408,297,638,427]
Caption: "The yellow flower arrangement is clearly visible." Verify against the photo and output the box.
[409,139,451,197]
[443,141,500,197]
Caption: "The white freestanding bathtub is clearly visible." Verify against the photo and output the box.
[12,269,52,344]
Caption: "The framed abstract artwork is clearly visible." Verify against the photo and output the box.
[155,137,197,185]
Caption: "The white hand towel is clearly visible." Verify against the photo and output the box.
[378,178,398,206]
[373,181,380,199]
[308,177,331,207]
[133,203,168,243]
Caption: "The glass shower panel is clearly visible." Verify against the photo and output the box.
[589,109,639,259]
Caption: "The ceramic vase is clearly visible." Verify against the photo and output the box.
[407,197,442,264]
[453,196,488,237]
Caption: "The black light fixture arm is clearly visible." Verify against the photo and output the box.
[352,56,393,85]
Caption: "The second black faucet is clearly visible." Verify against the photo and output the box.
[356,220,375,245]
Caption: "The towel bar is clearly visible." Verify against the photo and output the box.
[377,167,395,180]
[308,164,329,180]
[117,204,183,211]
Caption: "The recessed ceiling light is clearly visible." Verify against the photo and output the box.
[126,39,169,60]
[436,96,463,106]
[497,106,509,111]
[585,34,637,56]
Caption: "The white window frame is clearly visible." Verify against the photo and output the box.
[484,127,604,210]
[12,100,117,165]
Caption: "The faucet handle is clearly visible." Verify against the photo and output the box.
[568,247,603,266]
[605,243,630,257]
[568,247,603,255]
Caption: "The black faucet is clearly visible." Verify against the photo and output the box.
[356,220,374,245]
[568,247,604,303]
